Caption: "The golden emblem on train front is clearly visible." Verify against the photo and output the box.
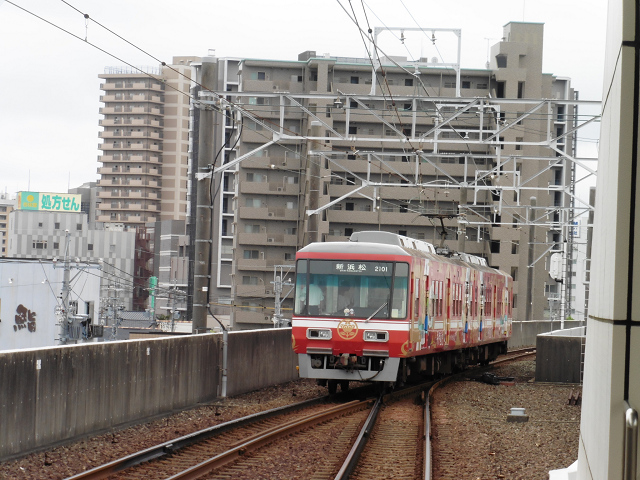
[337,320,359,340]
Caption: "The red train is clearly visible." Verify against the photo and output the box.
[291,231,513,393]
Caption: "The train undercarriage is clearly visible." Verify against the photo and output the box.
[299,341,508,393]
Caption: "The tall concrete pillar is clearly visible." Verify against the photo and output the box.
[192,57,217,333]
[578,1,640,477]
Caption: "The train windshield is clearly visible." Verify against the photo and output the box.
[294,260,409,319]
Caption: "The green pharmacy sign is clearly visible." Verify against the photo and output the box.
[18,191,81,212]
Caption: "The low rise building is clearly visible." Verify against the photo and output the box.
[7,191,136,311]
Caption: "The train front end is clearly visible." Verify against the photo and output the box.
[291,242,412,386]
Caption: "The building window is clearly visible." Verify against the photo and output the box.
[244,224,261,233]
[243,250,260,259]
[512,241,519,255]
[348,125,357,135]
[88,244,93,251]
[462,81,471,89]
[490,240,501,253]
[54,222,60,229]
[257,71,266,80]
[53,242,59,249]
[38,222,43,227]
[518,81,525,99]
[515,137,523,150]
[242,276,260,285]
[496,81,505,98]
[405,78,413,87]
[496,54,507,68]
[350,76,359,84]
[32,240,47,249]
[284,252,294,261]
[345,228,353,237]
[246,172,266,182]
[76,223,82,231]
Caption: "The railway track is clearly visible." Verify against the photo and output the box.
[65,348,535,480]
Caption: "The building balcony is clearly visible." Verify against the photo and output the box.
[97,166,121,175]
[238,206,299,221]
[237,232,297,246]
[242,155,302,171]
[234,310,271,325]
[97,190,119,199]
[99,118,122,126]
[99,106,122,115]
[325,210,379,224]
[235,284,267,296]
[97,178,121,186]
[239,182,299,195]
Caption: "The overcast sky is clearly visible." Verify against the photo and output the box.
[0,0,607,197]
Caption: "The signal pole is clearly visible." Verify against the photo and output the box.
[192,56,218,333]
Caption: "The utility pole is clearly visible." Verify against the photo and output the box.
[457,186,468,253]
[307,121,322,244]
[526,197,536,321]
[192,56,218,334]
[59,229,71,343]
[271,265,294,328]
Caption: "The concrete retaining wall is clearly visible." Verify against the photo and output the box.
[508,320,585,348]
[0,328,299,461]
[226,329,299,396]
[535,327,585,383]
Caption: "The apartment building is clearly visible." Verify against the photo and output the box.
[190,22,587,329]
[96,57,198,230]
[0,195,15,257]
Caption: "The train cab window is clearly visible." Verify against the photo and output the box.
[294,259,409,319]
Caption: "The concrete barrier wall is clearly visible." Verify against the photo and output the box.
[226,329,299,396]
[508,320,585,348]
[535,327,585,383]
[0,328,300,461]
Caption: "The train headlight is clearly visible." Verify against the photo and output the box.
[363,330,389,342]
[307,329,332,340]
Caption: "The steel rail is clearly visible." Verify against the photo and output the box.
[64,395,332,480]
[333,395,384,480]
[166,400,372,480]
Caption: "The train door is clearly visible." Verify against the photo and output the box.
[446,278,451,340]
[493,285,498,337]
[418,266,429,350]
[479,272,485,340]
[464,269,471,343]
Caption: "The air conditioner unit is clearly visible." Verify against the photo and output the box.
[268,212,274,217]
[268,238,274,243]
[277,187,283,192]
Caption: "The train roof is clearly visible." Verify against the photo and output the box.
[298,231,507,277]
[298,240,410,256]
[350,231,437,254]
